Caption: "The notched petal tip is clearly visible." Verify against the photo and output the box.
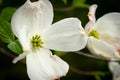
[11,0,53,39]
[30,0,39,2]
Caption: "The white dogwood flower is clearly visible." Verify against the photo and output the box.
[84,4,120,60]
[109,62,120,80]
[11,0,87,80]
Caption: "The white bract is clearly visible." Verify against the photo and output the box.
[11,0,87,80]
[84,4,120,60]
[109,62,120,80]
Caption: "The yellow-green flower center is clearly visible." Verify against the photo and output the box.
[31,35,43,49]
[88,30,99,39]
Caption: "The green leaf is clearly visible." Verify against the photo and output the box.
[8,40,23,54]
[62,0,67,4]
[72,0,89,8]
[0,7,16,21]
[52,50,66,56]
[93,71,105,80]
[94,75,102,80]
[0,0,2,5]
[0,18,15,43]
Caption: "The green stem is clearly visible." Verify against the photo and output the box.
[74,51,119,62]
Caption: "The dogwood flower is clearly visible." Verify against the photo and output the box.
[11,0,87,80]
[84,4,120,60]
[109,62,120,80]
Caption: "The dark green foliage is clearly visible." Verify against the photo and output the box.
[0,18,15,43]
[8,40,23,54]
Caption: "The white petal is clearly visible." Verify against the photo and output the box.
[87,37,120,60]
[93,13,120,52]
[26,48,69,80]
[12,51,28,63]
[42,18,87,51]
[87,4,97,22]
[85,4,97,33]
[109,62,120,80]
[11,0,53,47]
[94,13,120,34]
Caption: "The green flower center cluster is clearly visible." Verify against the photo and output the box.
[88,30,99,39]
[31,35,43,49]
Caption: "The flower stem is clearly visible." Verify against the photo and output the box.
[70,66,110,76]
[74,51,119,62]
[0,47,25,64]
[54,6,74,12]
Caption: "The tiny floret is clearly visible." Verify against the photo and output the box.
[31,34,43,49]
[88,30,99,39]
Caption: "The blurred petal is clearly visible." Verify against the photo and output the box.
[85,4,97,33]
[87,37,120,60]
[109,62,120,73]
[42,18,87,51]
[11,0,53,41]
[26,48,69,80]
[109,62,120,80]
[93,13,120,53]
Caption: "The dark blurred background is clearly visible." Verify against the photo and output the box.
[0,0,120,80]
